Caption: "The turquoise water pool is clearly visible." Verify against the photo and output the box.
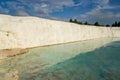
[0,38,120,80]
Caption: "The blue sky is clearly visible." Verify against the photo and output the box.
[0,0,120,25]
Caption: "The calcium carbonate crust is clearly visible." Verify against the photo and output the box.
[0,14,120,49]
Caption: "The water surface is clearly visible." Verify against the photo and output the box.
[0,38,120,80]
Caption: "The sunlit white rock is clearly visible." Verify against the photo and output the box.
[0,14,120,49]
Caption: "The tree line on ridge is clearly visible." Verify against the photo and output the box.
[69,19,120,27]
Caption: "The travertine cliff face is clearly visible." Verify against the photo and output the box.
[0,14,120,49]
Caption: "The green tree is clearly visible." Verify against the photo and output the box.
[78,21,82,24]
[112,23,115,27]
[74,19,77,23]
[114,21,118,26]
[69,18,73,22]
[118,21,120,27]
[94,22,100,26]
[106,24,110,27]
[112,21,119,27]
[84,21,88,25]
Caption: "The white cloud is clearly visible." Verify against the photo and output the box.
[80,9,120,24]
[0,6,9,14]
[0,0,119,24]
[41,3,48,8]
[93,0,109,5]
[4,0,74,17]
[79,0,120,24]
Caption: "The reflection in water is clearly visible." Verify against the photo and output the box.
[0,38,120,80]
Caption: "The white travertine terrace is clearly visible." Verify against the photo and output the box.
[0,14,120,49]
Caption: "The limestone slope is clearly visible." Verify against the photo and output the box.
[0,14,120,49]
